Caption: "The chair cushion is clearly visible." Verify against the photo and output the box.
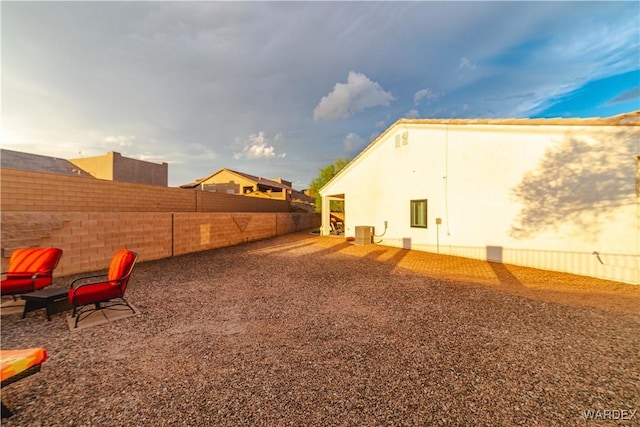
[7,248,62,274]
[2,248,63,295]
[68,282,122,306]
[0,277,51,294]
[108,249,136,281]
[0,348,48,383]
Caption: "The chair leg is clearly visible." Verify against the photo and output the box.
[121,297,135,314]
[72,298,135,328]
[1,402,13,418]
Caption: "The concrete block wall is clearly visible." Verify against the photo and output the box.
[0,168,321,279]
[173,213,277,256]
[195,191,289,213]
[276,212,319,234]
[1,211,319,277]
[0,168,194,212]
[0,168,292,213]
[1,212,173,276]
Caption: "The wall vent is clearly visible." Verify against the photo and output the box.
[394,132,409,147]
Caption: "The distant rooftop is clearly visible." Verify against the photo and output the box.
[181,168,295,191]
[0,149,94,178]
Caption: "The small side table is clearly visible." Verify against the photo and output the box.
[21,288,71,321]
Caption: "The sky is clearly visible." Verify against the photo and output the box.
[2,1,639,189]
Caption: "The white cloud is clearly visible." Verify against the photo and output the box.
[234,131,286,160]
[414,88,438,105]
[458,57,477,71]
[185,143,217,161]
[404,109,420,119]
[608,87,640,105]
[313,71,395,120]
[104,135,135,147]
[374,120,387,129]
[343,132,366,153]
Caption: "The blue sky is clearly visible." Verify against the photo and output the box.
[2,1,639,188]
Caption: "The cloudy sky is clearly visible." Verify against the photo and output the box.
[2,2,639,188]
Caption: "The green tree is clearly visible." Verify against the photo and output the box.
[308,158,350,212]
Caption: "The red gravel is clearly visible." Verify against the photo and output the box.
[2,232,639,426]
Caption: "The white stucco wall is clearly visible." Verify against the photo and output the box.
[321,119,640,284]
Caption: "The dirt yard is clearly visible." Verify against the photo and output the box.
[2,232,638,426]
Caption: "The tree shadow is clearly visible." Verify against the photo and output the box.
[509,129,638,239]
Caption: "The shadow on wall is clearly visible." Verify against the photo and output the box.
[509,129,638,239]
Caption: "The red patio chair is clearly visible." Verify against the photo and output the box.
[0,248,63,297]
[68,249,138,328]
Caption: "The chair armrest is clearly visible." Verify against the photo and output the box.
[1,270,55,285]
[69,273,109,288]
[30,270,56,281]
[70,279,121,293]
[2,270,54,277]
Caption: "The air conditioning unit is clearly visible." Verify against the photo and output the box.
[355,226,374,245]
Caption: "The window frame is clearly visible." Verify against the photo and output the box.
[410,199,428,228]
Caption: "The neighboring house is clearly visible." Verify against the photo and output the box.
[1,149,168,187]
[181,168,315,212]
[69,151,168,186]
[1,149,95,178]
[319,111,640,285]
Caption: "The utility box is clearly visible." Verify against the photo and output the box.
[355,226,374,245]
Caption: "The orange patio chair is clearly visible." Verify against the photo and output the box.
[0,248,63,297]
[68,249,138,328]
[1,347,48,418]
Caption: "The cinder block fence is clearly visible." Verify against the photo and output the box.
[1,168,320,277]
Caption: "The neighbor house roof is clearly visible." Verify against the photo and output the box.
[181,168,292,191]
[0,149,94,178]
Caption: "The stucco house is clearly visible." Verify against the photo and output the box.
[181,168,315,212]
[69,151,168,186]
[319,111,640,285]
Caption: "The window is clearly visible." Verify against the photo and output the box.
[410,199,428,228]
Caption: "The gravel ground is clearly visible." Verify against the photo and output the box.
[2,232,639,426]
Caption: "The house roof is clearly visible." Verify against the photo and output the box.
[0,149,94,178]
[320,110,640,195]
[180,168,293,191]
[395,110,640,127]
